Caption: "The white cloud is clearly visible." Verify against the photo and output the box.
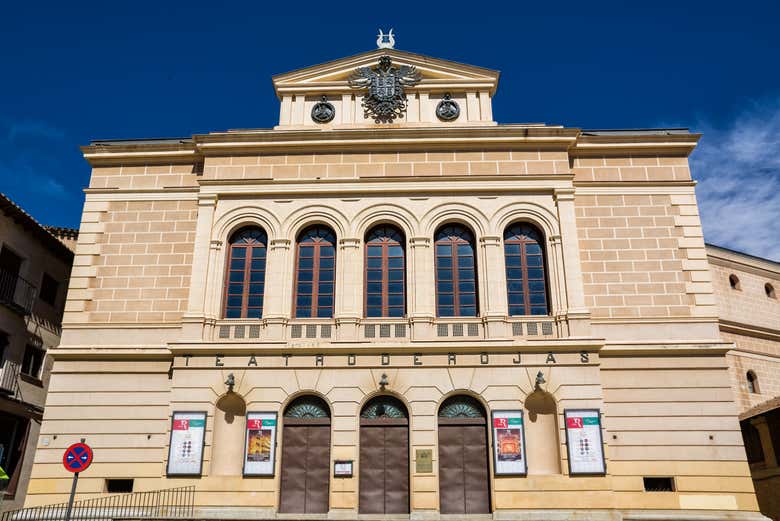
[690,101,780,262]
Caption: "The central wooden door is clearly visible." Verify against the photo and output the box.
[279,397,331,513]
[359,396,409,514]
[438,396,491,514]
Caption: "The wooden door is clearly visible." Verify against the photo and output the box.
[359,418,409,514]
[279,418,331,513]
[438,418,491,514]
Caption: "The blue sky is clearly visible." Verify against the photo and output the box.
[1,1,778,259]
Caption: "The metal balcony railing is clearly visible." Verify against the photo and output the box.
[0,485,195,521]
[0,360,20,397]
[0,269,36,315]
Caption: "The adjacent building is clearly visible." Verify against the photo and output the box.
[23,46,775,520]
[707,245,780,520]
[0,193,74,511]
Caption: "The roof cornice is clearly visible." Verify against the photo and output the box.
[571,132,701,156]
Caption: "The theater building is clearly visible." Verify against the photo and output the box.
[25,43,772,520]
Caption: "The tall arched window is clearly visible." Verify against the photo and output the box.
[504,223,548,316]
[294,225,336,318]
[224,227,267,319]
[435,224,478,317]
[365,225,405,318]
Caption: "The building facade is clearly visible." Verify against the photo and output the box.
[707,245,780,520]
[25,48,771,520]
[0,193,74,511]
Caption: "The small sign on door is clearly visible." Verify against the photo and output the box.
[415,449,433,473]
[334,460,353,477]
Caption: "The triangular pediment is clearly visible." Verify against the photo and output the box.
[272,48,500,98]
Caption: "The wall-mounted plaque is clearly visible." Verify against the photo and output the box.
[491,410,527,476]
[166,411,206,476]
[243,412,278,476]
[564,409,606,476]
[415,449,433,473]
[334,460,353,477]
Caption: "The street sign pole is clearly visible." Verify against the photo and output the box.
[64,471,79,521]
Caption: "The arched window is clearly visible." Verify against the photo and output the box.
[504,223,549,316]
[766,283,776,299]
[747,371,759,394]
[224,227,267,319]
[435,224,478,317]
[294,225,336,318]
[729,274,740,290]
[365,225,405,318]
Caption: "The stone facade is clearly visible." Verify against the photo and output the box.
[23,48,771,520]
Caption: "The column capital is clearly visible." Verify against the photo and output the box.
[209,239,223,250]
[197,194,218,206]
[479,235,502,246]
[270,238,291,250]
[339,238,361,249]
[410,237,431,248]
[553,188,576,201]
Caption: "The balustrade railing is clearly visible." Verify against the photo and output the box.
[0,268,36,314]
[0,359,20,397]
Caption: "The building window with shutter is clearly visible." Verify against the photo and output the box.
[294,226,336,318]
[223,227,268,319]
[434,224,478,317]
[504,223,549,316]
[365,225,405,318]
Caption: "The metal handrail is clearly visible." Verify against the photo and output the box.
[0,485,195,521]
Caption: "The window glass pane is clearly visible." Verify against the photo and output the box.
[320,257,335,269]
[437,282,453,293]
[367,257,382,268]
[227,296,242,307]
[508,282,524,292]
[438,306,454,316]
[530,293,547,305]
[458,256,474,267]
[297,282,312,295]
[248,307,262,319]
[504,244,521,255]
[318,282,333,295]
[436,244,451,256]
[509,305,524,315]
[229,283,243,294]
[367,294,382,306]
[367,245,382,256]
[250,271,265,282]
[252,248,266,259]
[250,283,264,294]
[299,257,313,269]
[525,243,542,254]
[296,307,311,318]
[529,281,546,292]
[367,282,382,293]
[458,268,475,280]
[367,307,382,317]
[316,307,332,318]
[388,282,404,294]
[388,270,403,281]
[388,295,404,306]
[299,246,313,258]
[439,294,454,305]
[248,296,263,307]
[251,259,265,270]
[459,281,475,293]
[367,270,382,281]
[320,246,335,257]
[226,308,241,318]
[388,245,404,257]
[531,306,547,315]
[437,269,452,281]
[526,255,543,267]
[318,296,333,308]
[298,270,313,281]
[527,268,544,279]
[387,307,404,318]
[230,259,245,270]
[509,293,525,304]
[436,256,452,268]
[388,257,404,268]
[320,269,335,282]
[232,247,246,258]
[297,295,312,307]
[457,244,473,255]
[460,306,477,316]
[229,271,244,282]
[504,256,521,267]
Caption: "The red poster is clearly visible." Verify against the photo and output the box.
[173,419,189,430]
[493,418,508,429]
[566,417,584,429]
[247,419,262,430]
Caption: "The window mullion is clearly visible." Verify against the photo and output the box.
[312,244,320,316]
[242,245,253,317]
[382,242,389,317]
[452,242,460,316]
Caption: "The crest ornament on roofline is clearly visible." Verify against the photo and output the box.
[348,55,422,123]
[311,95,335,123]
[436,93,460,121]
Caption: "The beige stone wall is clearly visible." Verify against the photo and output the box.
[725,339,780,414]
[710,262,780,332]
[202,150,570,181]
[572,155,692,182]
[88,164,199,190]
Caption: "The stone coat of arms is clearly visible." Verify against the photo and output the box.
[348,56,421,123]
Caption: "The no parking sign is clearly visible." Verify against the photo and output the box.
[63,442,93,473]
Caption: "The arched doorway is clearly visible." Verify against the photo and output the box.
[279,395,331,513]
[437,395,491,514]
[359,395,409,514]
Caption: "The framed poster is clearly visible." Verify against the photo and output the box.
[564,409,606,476]
[166,411,206,476]
[243,412,277,476]
[334,460,353,478]
[491,410,527,476]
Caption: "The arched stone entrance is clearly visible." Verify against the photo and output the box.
[278,395,331,513]
[437,395,491,514]
[358,395,409,514]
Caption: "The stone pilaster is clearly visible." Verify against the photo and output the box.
[409,236,435,339]
[556,188,591,336]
